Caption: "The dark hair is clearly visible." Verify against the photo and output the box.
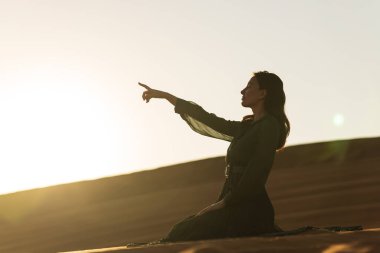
[253,71,290,150]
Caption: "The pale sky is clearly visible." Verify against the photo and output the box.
[0,0,379,195]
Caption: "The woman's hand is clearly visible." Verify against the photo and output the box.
[196,200,226,216]
[138,82,169,103]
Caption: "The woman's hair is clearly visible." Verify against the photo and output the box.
[243,71,290,150]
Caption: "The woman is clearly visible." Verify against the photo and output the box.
[139,71,290,242]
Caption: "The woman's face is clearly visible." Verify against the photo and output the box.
[240,77,266,108]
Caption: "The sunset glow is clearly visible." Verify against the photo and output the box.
[1,0,379,195]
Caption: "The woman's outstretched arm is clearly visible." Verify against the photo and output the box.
[139,82,240,141]
[174,98,240,140]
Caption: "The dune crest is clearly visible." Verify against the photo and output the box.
[1,137,379,253]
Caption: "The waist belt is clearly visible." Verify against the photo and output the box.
[225,164,246,178]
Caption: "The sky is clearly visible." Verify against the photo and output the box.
[0,0,379,195]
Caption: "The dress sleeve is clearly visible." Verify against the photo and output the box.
[223,118,280,206]
[174,98,241,142]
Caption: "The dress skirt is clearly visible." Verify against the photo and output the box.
[161,189,279,242]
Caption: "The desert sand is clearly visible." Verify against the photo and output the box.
[0,137,379,253]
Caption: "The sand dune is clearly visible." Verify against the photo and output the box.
[63,228,380,253]
[0,137,379,253]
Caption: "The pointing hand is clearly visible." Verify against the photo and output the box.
[138,82,168,103]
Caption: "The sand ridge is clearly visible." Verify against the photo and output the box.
[0,137,379,252]
[62,228,380,253]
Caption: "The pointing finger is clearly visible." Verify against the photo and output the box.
[138,82,151,90]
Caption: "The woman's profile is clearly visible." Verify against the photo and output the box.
[138,71,290,242]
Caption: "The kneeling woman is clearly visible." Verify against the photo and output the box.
[139,71,290,241]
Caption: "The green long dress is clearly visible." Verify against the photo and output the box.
[162,98,282,242]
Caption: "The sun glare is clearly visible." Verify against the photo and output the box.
[0,67,123,194]
[333,113,345,127]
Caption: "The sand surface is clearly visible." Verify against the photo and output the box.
[63,228,380,253]
[0,137,379,253]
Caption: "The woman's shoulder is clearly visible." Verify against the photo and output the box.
[264,113,279,124]
[248,114,280,136]
[261,114,280,129]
